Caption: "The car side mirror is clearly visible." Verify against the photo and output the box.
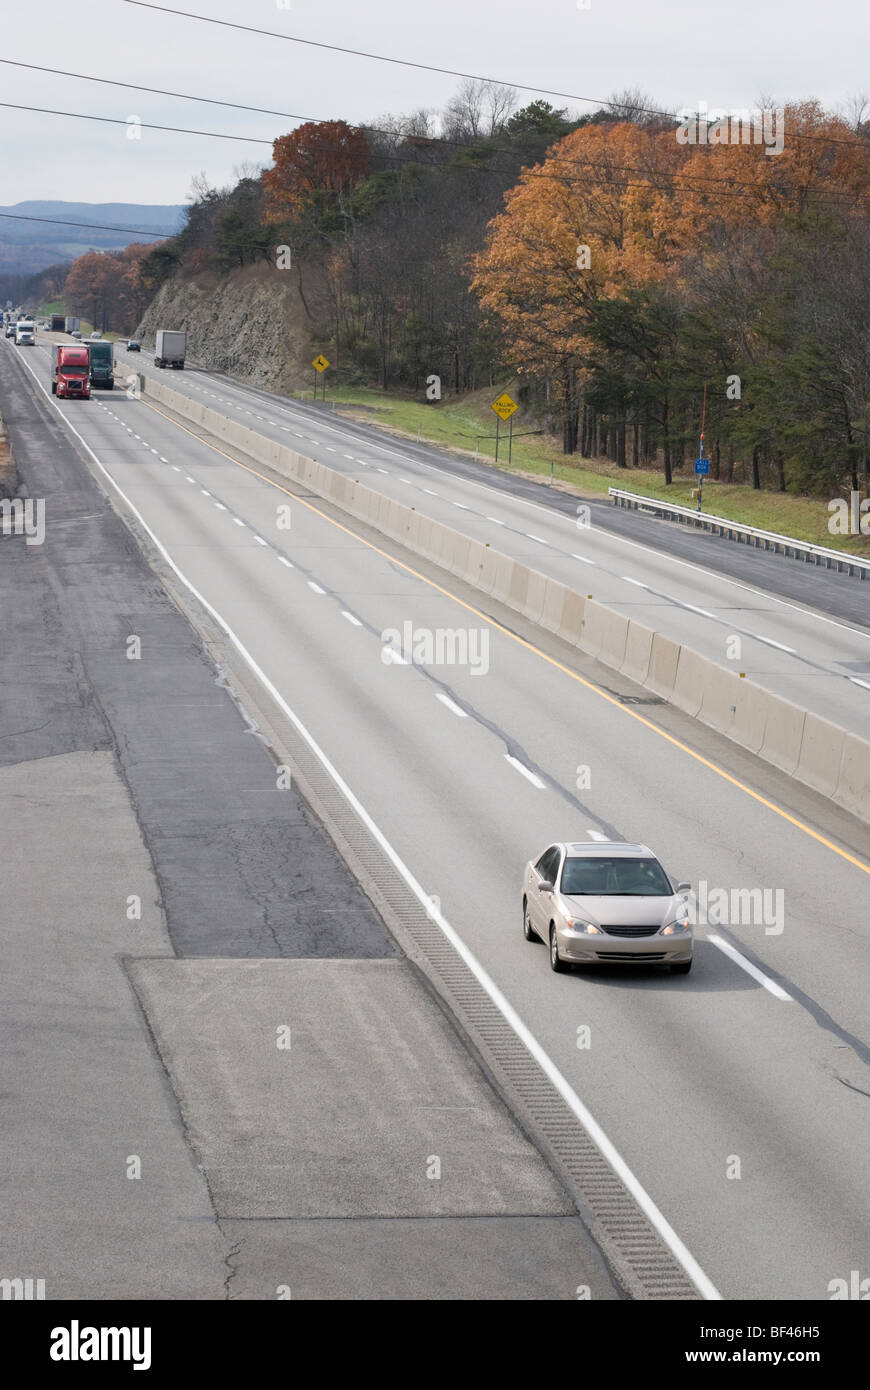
[538,880,555,894]
[676,882,691,893]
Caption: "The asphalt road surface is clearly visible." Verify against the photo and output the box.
[3,336,869,1300]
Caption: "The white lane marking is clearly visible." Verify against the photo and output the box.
[253,535,267,546]
[159,457,169,463]
[423,488,438,495]
[294,432,304,437]
[171,465,181,472]
[707,935,792,1001]
[341,610,362,625]
[201,489,210,496]
[622,575,649,588]
[504,755,546,789]
[150,448,158,454]
[436,692,468,718]
[186,476,196,484]
[308,580,326,594]
[683,603,716,618]
[525,533,547,544]
[344,454,354,459]
[399,478,412,484]
[487,516,505,525]
[376,467,389,474]
[849,677,870,690]
[214,502,227,511]
[572,553,595,564]
[233,517,246,527]
[585,829,609,841]
[747,634,797,654]
[326,447,336,452]
[32,390,720,1296]
[382,648,410,664]
[454,502,470,510]
[278,555,294,568]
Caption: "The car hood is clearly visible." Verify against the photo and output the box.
[560,893,680,927]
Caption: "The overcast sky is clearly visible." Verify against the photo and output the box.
[1,0,866,213]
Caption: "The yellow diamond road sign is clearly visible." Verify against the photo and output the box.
[312,354,330,373]
[491,392,518,420]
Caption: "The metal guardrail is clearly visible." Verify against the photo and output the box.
[608,487,870,580]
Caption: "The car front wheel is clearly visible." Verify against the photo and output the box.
[549,925,567,973]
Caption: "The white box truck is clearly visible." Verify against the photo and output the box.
[15,320,36,346]
[154,330,186,369]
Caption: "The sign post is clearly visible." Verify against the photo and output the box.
[694,455,710,511]
[491,392,518,464]
[312,353,330,401]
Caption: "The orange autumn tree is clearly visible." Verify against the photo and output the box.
[262,120,372,222]
[471,121,675,450]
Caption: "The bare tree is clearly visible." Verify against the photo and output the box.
[840,91,870,132]
[441,80,517,141]
[604,87,663,127]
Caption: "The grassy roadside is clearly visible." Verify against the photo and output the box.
[313,381,870,558]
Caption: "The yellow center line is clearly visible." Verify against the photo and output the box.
[143,397,870,877]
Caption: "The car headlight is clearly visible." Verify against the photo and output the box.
[565,919,602,935]
[660,918,691,936]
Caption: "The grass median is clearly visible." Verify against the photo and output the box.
[306,381,870,558]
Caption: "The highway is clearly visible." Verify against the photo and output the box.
[107,337,870,743]
[6,334,869,1300]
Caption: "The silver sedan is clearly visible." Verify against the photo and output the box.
[523,842,693,974]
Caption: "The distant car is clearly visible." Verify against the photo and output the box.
[71,331,82,340]
[522,842,694,974]
[126,340,141,352]
[4,323,14,338]
[90,330,102,339]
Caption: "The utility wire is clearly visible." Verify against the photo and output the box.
[120,0,868,150]
[1,98,867,210]
[0,209,173,238]
[3,56,866,197]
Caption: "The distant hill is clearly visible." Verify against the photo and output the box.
[0,201,186,272]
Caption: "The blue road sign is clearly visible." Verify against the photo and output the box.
[694,457,710,475]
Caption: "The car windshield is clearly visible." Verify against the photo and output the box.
[560,856,673,897]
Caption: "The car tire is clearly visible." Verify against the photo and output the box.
[549,925,567,973]
[523,900,537,943]
[671,959,693,975]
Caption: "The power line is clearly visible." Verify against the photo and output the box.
[120,0,868,151]
[0,210,173,238]
[0,100,273,144]
[0,98,865,215]
[0,77,865,206]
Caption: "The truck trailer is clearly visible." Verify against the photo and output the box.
[87,338,114,390]
[64,317,80,334]
[50,314,66,332]
[51,344,91,399]
[154,329,186,369]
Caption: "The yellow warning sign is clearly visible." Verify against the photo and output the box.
[312,354,330,373]
[491,392,518,420]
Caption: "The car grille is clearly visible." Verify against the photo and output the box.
[595,951,667,961]
[601,924,660,937]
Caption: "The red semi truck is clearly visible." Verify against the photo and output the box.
[51,343,91,399]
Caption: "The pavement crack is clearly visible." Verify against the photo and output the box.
[220,1228,245,1300]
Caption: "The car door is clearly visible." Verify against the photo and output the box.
[530,846,560,933]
